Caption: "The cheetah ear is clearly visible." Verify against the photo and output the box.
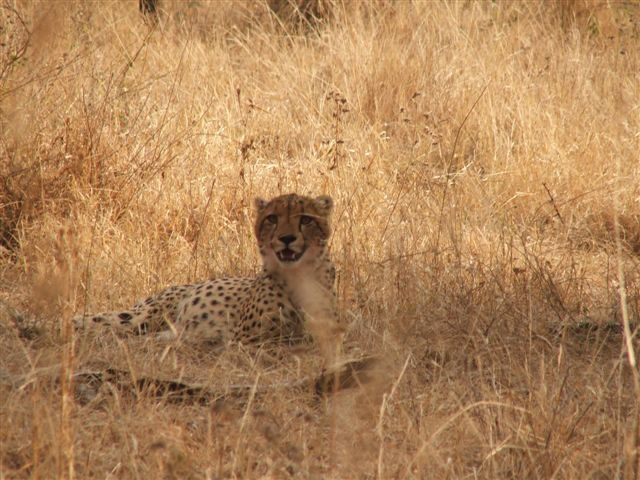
[254,197,269,213]
[314,195,333,216]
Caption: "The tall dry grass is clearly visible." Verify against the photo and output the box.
[1,0,639,478]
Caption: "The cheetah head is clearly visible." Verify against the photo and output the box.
[255,193,333,271]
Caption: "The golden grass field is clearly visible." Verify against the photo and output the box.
[1,0,640,478]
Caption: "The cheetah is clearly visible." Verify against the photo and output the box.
[74,194,342,354]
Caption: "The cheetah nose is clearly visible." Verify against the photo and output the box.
[279,234,296,246]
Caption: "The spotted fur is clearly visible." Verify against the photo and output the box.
[74,194,339,348]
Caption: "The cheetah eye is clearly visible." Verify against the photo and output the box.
[265,214,278,224]
[300,215,314,225]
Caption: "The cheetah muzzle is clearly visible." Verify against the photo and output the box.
[276,247,303,263]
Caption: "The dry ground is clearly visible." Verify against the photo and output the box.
[1,0,640,478]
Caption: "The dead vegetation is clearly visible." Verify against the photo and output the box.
[1,0,640,478]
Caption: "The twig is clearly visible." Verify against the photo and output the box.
[613,158,640,479]
[190,178,217,281]
[62,355,381,408]
[434,84,488,257]
[0,4,31,81]
[542,182,565,226]
[377,354,411,479]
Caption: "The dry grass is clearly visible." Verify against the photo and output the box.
[1,0,640,478]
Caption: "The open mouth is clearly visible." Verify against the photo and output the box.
[276,248,303,263]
